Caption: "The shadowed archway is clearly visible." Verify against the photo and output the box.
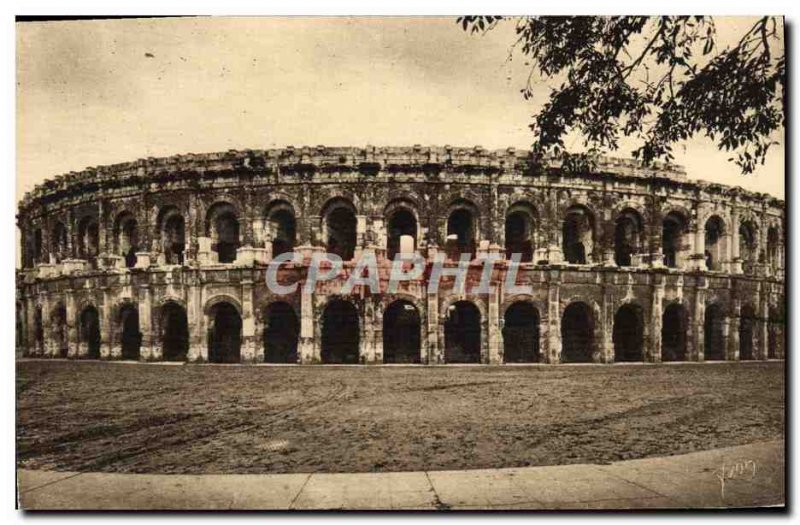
[119,305,141,360]
[561,302,594,363]
[662,303,688,361]
[704,304,726,360]
[264,302,299,363]
[383,300,421,363]
[161,301,189,361]
[79,305,101,359]
[208,302,242,363]
[444,301,481,363]
[321,300,360,364]
[613,303,644,362]
[503,302,540,363]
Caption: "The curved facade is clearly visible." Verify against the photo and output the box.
[16,146,786,364]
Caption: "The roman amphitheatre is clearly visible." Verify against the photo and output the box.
[16,145,785,365]
[15,145,785,475]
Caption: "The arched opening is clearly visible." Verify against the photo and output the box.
[386,208,417,261]
[767,307,782,359]
[206,203,240,264]
[662,212,688,268]
[119,305,141,360]
[383,300,421,363]
[77,216,100,267]
[505,204,536,262]
[33,306,44,354]
[704,303,726,360]
[324,200,357,261]
[114,213,139,268]
[207,302,242,363]
[79,305,101,359]
[739,221,758,274]
[563,206,594,264]
[444,301,481,363]
[704,216,727,271]
[16,304,25,355]
[561,302,594,363]
[614,209,644,267]
[662,303,688,361]
[321,299,360,364]
[767,226,780,271]
[503,302,540,363]
[51,222,68,263]
[739,304,757,361]
[446,203,477,261]
[33,228,43,265]
[613,303,644,362]
[51,304,68,357]
[161,301,189,361]
[263,302,299,363]
[263,201,296,259]
[159,207,186,265]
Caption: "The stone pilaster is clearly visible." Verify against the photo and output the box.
[649,275,665,362]
[693,282,706,361]
[101,288,114,359]
[487,285,501,364]
[546,272,561,364]
[139,285,153,360]
[298,290,316,363]
[240,278,256,363]
[65,290,78,357]
[187,282,205,361]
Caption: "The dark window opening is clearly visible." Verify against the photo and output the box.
[387,209,417,261]
[505,212,533,262]
[563,208,593,264]
[269,209,296,259]
[704,304,726,360]
[503,302,540,363]
[705,217,725,271]
[561,302,594,363]
[163,215,186,265]
[383,300,421,363]
[212,213,240,264]
[34,307,44,353]
[321,300,360,364]
[614,212,641,267]
[739,305,756,360]
[662,213,686,268]
[446,209,476,261]
[326,208,357,261]
[79,305,101,359]
[162,302,189,361]
[33,229,43,265]
[208,302,242,363]
[444,301,481,363]
[662,304,688,361]
[52,223,68,263]
[264,302,299,363]
[52,305,68,357]
[613,304,644,362]
[120,306,141,360]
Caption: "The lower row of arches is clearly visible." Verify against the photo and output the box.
[31,297,784,363]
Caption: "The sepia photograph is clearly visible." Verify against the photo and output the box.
[13,9,786,513]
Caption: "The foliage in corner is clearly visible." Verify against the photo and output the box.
[457,16,784,174]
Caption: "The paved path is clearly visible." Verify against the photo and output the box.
[17,440,784,510]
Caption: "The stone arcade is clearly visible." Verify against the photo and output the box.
[16,146,786,364]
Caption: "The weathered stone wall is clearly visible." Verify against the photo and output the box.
[16,146,786,364]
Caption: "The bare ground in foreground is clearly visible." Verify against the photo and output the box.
[16,360,784,474]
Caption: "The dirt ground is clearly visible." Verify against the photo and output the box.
[17,360,784,474]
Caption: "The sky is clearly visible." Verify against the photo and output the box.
[16,16,785,203]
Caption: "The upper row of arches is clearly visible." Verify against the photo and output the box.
[24,196,783,274]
